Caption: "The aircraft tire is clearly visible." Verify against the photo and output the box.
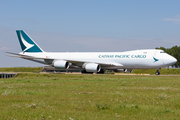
[81,69,93,74]
[155,71,160,75]
[97,69,104,74]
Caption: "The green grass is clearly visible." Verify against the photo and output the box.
[1,67,180,75]
[0,67,43,72]
[1,73,180,119]
[132,68,180,75]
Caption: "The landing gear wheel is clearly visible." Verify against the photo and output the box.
[81,69,87,73]
[81,69,93,74]
[155,70,160,75]
[97,69,104,74]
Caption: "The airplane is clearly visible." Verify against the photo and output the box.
[7,30,177,75]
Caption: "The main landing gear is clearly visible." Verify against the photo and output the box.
[155,68,161,75]
[81,69,104,74]
[97,69,104,74]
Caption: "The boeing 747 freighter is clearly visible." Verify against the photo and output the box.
[7,30,177,75]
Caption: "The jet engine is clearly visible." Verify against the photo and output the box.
[84,63,101,73]
[54,60,69,69]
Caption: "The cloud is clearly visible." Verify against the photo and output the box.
[0,47,9,51]
[163,15,180,24]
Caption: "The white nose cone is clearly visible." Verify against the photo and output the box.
[163,55,177,66]
[172,57,177,64]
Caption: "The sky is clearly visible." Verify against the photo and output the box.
[0,0,180,67]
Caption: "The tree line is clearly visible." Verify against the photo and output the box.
[156,46,180,67]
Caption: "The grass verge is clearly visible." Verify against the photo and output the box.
[0,67,43,72]
[1,67,180,75]
[132,68,180,75]
[0,73,180,119]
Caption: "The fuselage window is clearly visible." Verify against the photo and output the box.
[160,51,166,53]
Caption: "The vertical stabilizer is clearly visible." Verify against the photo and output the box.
[16,30,43,52]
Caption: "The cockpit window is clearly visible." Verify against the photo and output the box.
[160,51,166,53]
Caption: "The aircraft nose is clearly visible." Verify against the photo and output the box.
[168,56,177,65]
[172,57,177,64]
[163,55,177,66]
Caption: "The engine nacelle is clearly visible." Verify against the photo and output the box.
[54,60,69,69]
[85,63,101,73]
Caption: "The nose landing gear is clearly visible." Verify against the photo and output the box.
[155,68,161,75]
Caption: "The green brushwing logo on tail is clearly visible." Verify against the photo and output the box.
[16,30,43,52]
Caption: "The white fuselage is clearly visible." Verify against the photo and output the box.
[20,49,177,70]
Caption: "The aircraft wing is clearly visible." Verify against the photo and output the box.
[6,52,123,67]
[6,52,52,60]
[6,52,50,65]
[65,59,123,67]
